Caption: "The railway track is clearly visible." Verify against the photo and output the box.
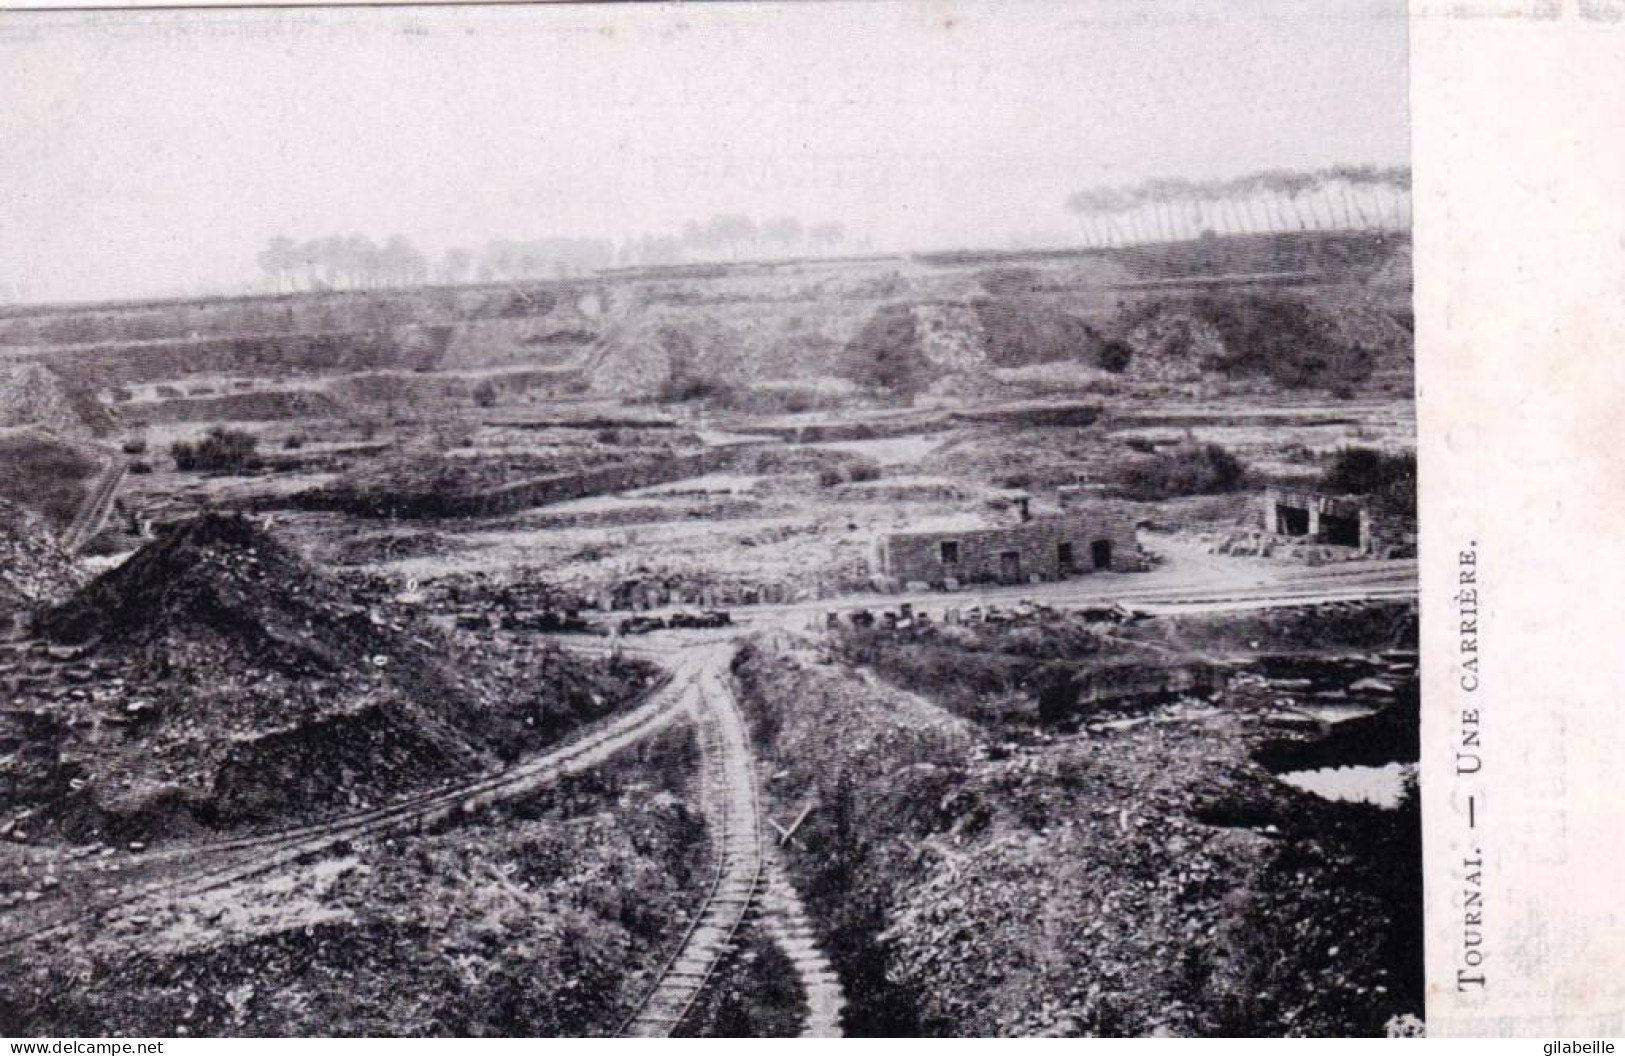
[62,461,127,555]
[620,658,765,1037]
[0,664,694,948]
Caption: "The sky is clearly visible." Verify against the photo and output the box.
[0,0,1410,304]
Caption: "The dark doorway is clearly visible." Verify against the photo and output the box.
[1091,539,1113,570]
[1321,512,1362,548]
[1057,541,1075,574]
[1276,504,1311,536]
[999,550,1022,583]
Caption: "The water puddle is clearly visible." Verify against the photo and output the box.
[1299,703,1379,725]
[1279,761,1415,808]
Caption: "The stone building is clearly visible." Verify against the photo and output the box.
[875,503,1141,588]
[1262,486,1415,556]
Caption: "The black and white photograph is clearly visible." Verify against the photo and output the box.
[0,1,1423,1038]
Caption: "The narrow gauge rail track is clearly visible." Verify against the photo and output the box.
[0,666,690,949]
[620,664,764,1037]
[62,462,127,555]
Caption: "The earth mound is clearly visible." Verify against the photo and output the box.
[30,514,489,835]
[17,514,657,840]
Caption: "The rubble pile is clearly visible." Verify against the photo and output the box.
[1179,526,1409,563]
[0,500,85,621]
[6,514,649,841]
[331,529,465,567]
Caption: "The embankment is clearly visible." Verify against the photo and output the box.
[730,640,1421,1036]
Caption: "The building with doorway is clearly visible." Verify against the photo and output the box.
[874,503,1140,589]
[1261,486,1414,556]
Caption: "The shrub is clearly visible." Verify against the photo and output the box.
[471,379,499,408]
[1322,447,1416,513]
[110,386,135,403]
[656,373,738,405]
[171,426,259,472]
[155,385,183,399]
[128,460,153,475]
[1095,338,1134,373]
[120,438,148,455]
[282,434,305,450]
[1116,441,1247,500]
[817,457,882,488]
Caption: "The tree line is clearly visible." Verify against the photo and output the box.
[256,215,849,292]
[1064,165,1412,248]
[612,215,847,268]
[257,234,431,292]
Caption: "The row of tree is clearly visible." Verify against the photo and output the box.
[255,215,851,292]
[1064,165,1412,247]
[664,215,847,264]
[610,215,849,268]
[257,234,431,293]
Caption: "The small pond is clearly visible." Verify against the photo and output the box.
[1279,761,1416,809]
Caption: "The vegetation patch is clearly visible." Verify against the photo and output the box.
[1113,441,1247,500]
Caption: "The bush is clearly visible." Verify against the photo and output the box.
[110,386,135,403]
[128,460,153,475]
[171,427,259,472]
[1095,338,1134,373]
[121,438,148,455]
[656,373,738,405]
[282,434,305,450]
[1322,447,1416,513]
[817,457,883,488]
[471,379,499,408]
[1116,441,1247,500]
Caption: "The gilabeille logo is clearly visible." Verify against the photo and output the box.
[1545,1043,1616,1056]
